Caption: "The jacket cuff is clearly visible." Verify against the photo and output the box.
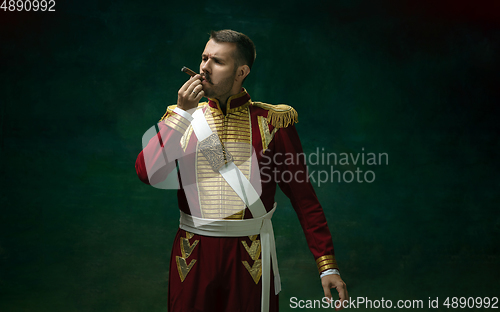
[316,255,339,274]
[319,269,340,279]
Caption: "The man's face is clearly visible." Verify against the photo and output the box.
[199,39,238,100]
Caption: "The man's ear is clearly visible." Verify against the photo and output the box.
[236,65,251,82]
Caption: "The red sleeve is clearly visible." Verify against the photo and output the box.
[273,124,339,273]
[135,112,189,185]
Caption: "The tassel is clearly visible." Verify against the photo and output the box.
[253,102,299,128]
[266,104,298,128]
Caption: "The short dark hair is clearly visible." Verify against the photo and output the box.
[209,29,256,70]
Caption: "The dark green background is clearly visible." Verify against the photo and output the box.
[1,0,499,311]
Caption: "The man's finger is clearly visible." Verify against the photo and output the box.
[335,284,348,311]
[195,90,205,101]
[184,78,201,95]
[335,299,344,311]
[337,285,346,300]
[179,76,194,93]
[323,285,333,301]
[179,75,200,93]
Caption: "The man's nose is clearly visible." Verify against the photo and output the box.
[201,60,211,73]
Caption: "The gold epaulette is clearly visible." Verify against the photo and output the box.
[159,104,176,122]
[252,102,298,128]
[159,102,207,122]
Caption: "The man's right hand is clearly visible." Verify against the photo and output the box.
[177,74,205,112]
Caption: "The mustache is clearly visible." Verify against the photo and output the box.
[202,73,212,83]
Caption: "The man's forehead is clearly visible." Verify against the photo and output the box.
[202,39,236,58]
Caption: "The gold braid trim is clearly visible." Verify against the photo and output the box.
[316,255,335,264]
[252,102,298,128]
[159,102,208,122]
[315,255,339,273]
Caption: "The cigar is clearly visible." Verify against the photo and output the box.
[181,66,205,80]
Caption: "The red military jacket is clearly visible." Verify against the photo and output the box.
[135,88,339,274]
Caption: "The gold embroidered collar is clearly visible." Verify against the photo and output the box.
[208,88,252,114]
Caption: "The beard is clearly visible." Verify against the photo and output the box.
[202,70,237,100]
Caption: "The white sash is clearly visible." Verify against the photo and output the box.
[185,107,281,312]
[191,108,267,218]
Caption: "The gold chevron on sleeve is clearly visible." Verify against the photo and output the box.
[258,116,278,150]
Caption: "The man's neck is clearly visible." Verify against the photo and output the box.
[214,86,244,114]
[218,97,228,113]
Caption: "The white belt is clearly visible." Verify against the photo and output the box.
[179,205,281,312]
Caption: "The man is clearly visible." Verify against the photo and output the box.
[136,29,348,311]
